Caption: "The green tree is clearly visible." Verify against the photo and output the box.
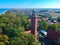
[38,21,48,30]
[58,24,60,32]
[27,34,39,45]
[0,13,23,37]
[0,34,9,45]
[20,15,31,30]
[0,12,39,45]
[52,23,58,31]
[57,17,60,22]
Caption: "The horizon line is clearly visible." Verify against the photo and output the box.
[0,8,60,9]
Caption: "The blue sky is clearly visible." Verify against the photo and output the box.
[0,0,60,8]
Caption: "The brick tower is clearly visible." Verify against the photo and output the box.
[31,9,38,38]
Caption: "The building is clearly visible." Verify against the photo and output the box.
[25,10,38,39]
[31,9,38,38]
[47,30,60,43]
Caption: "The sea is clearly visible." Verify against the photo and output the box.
[0,9,9,15]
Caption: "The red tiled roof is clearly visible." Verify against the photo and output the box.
[25,30,31,34]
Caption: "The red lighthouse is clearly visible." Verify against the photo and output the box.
[31,9,38,38]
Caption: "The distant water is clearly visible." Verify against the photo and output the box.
[0,9,9,15]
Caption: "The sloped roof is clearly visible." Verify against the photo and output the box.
[40,30,47,35]
[25,30,31,34]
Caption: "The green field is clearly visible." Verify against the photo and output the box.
[50,13,60,18]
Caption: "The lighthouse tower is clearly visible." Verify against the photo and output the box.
[31,9,38,38]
